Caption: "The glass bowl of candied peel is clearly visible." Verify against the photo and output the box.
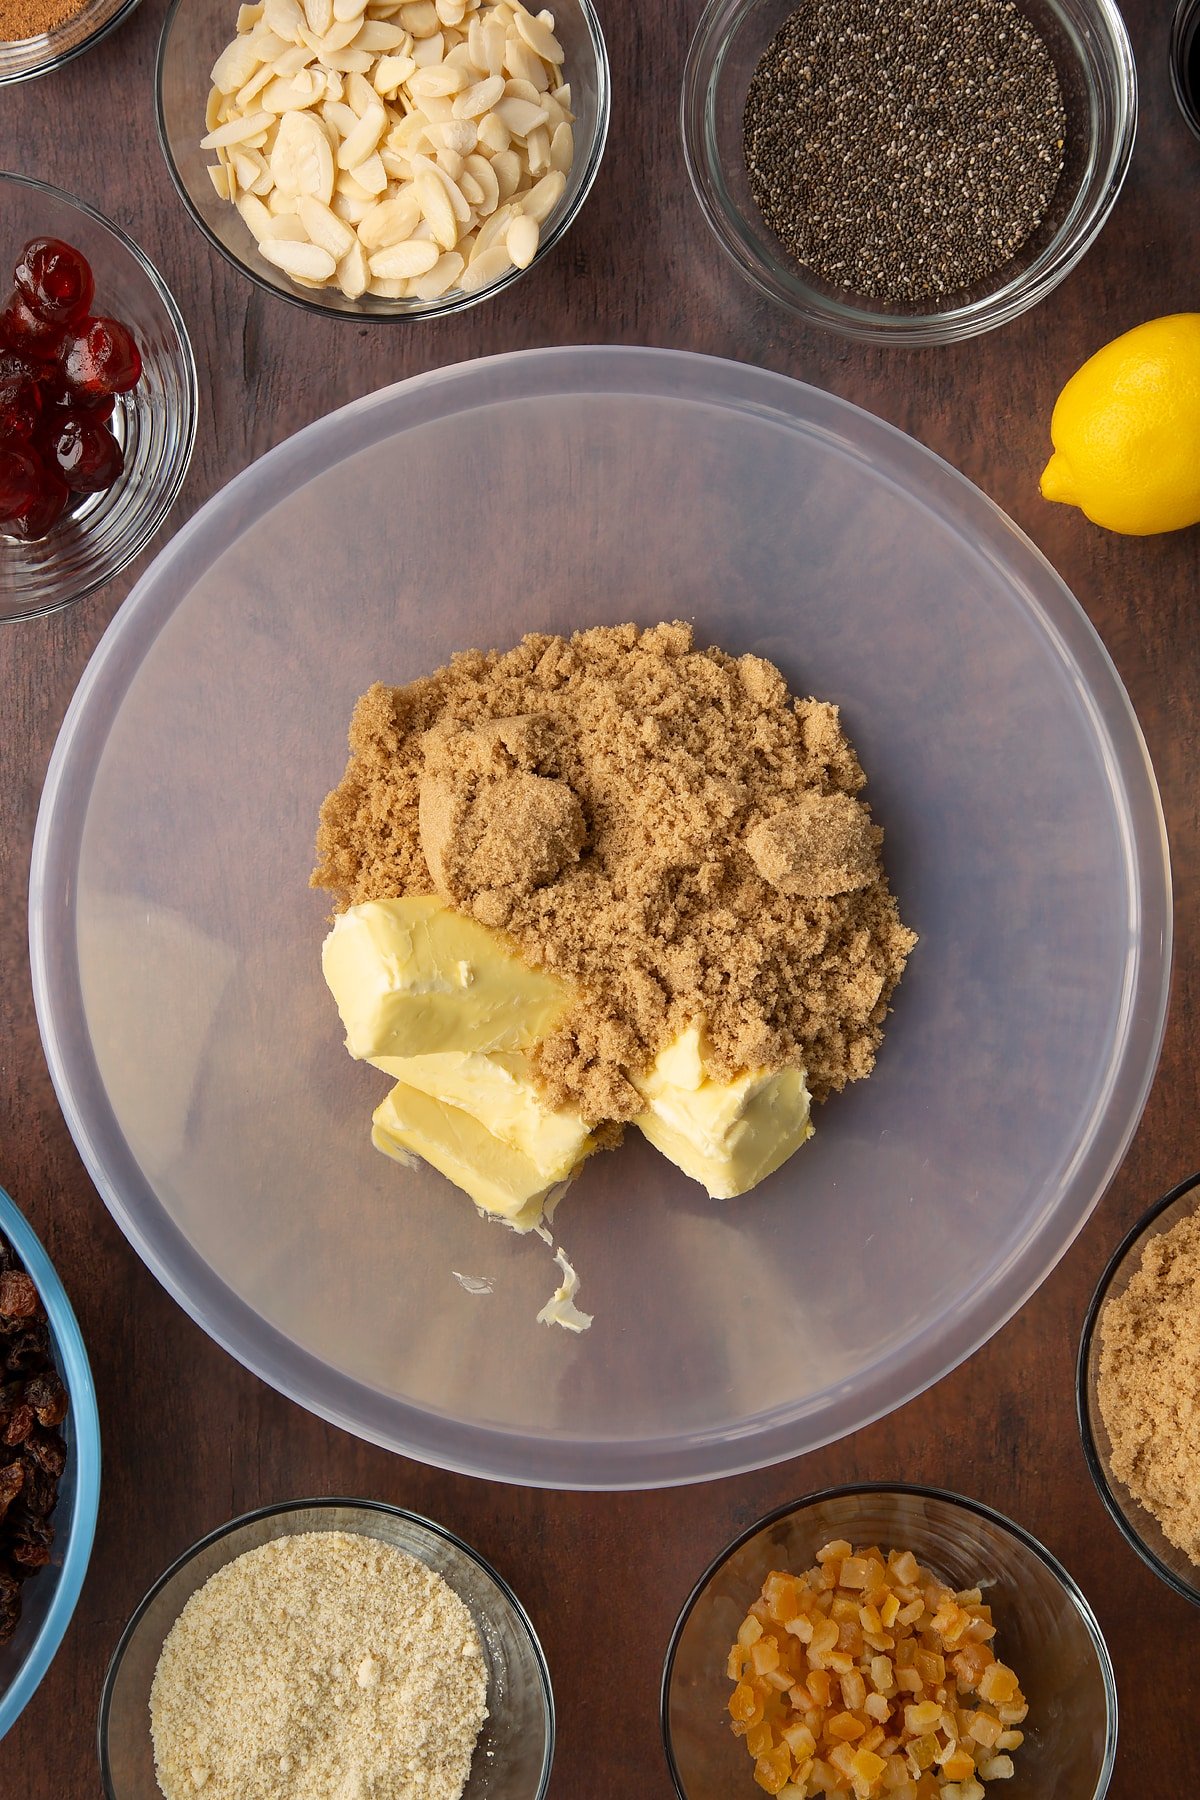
[0,1182,100,1743]
[0,173,197,622]
[662,1484,1117,1800]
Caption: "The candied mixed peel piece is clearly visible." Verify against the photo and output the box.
[726,1542,1027,1799]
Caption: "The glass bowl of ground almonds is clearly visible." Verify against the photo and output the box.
[681,0,1137,343]
[1078,1170,1200,1608]
[662,1486,1118,1800]
[98,1497,555,1800]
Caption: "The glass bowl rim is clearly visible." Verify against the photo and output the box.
[0,169,199,624]
[153,0,612,323]
[0,1181,102,1742]
[0,0,144,89]
[659,1480,1119,1800]
[1076,1168,1200,1610]
[679,0,1139,346]
[96,1493,556,1799]
[1170,0,1200,140]
[29,345,1172,1488]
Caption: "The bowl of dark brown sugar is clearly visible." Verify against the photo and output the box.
[1078,1170,1200,1609]
[682,0,1137,343]
[0,0,142,88]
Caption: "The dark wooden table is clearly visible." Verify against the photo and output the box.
[3,1,1199,1792]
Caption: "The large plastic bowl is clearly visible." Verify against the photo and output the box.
[0,1183,101,1740]
[29,348,1170,1490]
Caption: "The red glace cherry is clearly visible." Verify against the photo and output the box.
[1,238,139,541]
[14,239,95,328]
[59,317,142,399]
[0,350,42,443]
[40,412,124,493]
[7,468,69,540]
[0,447,42,523]
[0,289,64,358]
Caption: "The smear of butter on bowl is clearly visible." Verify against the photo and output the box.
[536,1246,592,1334]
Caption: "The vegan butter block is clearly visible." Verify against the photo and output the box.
[373,1048,594,1178]
[372,1080,580,1232]
[634,1024,813,1200]
[322,895,572,1060]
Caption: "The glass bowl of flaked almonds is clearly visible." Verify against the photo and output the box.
[99,1497,554,1800]
[155,0,609,318]
[1078,1169,1200,1609]
[662,1486,1117,1800]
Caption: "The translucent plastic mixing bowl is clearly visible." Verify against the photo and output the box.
[29,348,1170,1489]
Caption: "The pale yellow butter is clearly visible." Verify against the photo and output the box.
[372,1048,593,1178]
[633,1024,813,1200]
[322,896,572,1060]
[372,1081,581,1232]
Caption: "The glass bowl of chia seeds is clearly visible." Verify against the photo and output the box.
[682,0,1137,343]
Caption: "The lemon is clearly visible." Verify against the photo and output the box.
[1040,313,1200,535]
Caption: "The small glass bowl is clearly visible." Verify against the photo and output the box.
[0,0,141,88]
[98,1497,555,1799]
[1078,1170,1200,1607]
[0,1182,101,1742]
[1171,0,1200,139]
[681,0,1137,344]
[662,1484,1117,1800]
[155,0,610,322]
[0,173,198,624]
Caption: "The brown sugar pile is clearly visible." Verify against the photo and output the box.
[313,622,915,1124]
[1097,1211,1200,1565]
[1,0,87,42]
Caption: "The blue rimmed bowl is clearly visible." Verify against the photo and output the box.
[0,1182,100,1740]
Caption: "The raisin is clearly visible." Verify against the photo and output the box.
[15,1460,56,1518]
[2,1406,33,1448]
[0,1271,39,1322]
[5,1323,51,1374]
[9,1520,53,1570]
[0,1461,24,1524]
[22,1429,66,1479]
[0,1571,20,1646]
[22,1370,67,1428]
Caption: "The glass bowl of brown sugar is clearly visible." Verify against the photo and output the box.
[682,0,1137,344]
[0,0,142,87]
[1078,1170,1200,1608]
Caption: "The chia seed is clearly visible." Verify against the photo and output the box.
[742,0,1067,303]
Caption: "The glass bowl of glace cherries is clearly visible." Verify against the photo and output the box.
[0,173,197,623]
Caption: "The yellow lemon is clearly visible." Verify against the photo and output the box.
[1040,313,1200,535]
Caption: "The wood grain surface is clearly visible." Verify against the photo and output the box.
[2,1,1199,1793]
